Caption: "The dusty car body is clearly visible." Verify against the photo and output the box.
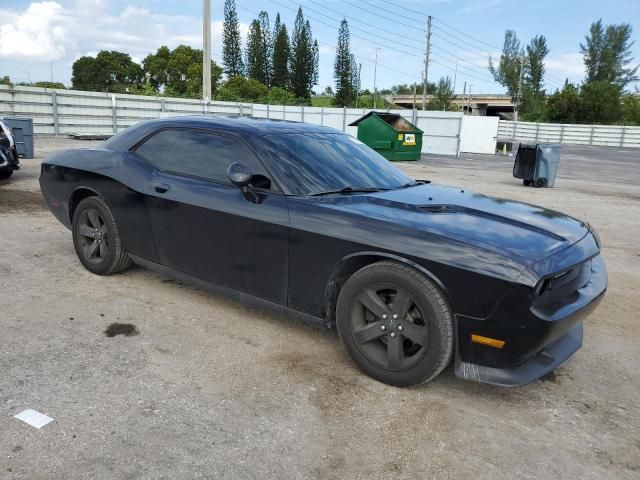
[0,119,19,179]
[39,116,607,387]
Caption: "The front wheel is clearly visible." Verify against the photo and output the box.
[72,196,131,275]
[0,169,13,179]
[336,261,454,386]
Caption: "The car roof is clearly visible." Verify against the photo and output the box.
[103,115,342,151]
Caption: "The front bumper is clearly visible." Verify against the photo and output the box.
[454,248,607,386]
[454,322,583,386]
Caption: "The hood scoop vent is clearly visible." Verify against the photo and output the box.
[419,204,460,214]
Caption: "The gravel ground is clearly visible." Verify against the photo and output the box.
[1,138,639,480]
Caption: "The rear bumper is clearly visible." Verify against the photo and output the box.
[454,322,583,386]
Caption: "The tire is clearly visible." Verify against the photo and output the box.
[72,196,131,275]
[535,178,548,188]
[336,261,454,387]
[522,179,531,186]
[0,169,13,179]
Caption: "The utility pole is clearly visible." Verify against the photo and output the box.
[373,48,380,109]
[461,82,466,114]
[50,61,54,84]
[202,0,212,104]
[355,63,362,108]
[453,61,458,94]
[514,52,526,122]
[467,83,473,115]
[412,82,417,110]
[421,15,432,110]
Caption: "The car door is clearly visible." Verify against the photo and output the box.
[134,128,289,306]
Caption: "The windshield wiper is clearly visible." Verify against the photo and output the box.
[310,186,390,196]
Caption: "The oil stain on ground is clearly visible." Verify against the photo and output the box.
[0,188,47,212]
[104,323,139,337]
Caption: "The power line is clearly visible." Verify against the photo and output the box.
[354,0,427,24]
[373,0,429,18]
[341,0,424,33]
[237,3,421,81]
[433,17,503,52]
[305,0,425,48]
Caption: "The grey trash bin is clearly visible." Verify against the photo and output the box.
[2,117,34,159]
[513,143,561,188]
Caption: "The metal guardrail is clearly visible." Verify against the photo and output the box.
[499,120,640,149]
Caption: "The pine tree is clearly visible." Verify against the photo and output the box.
[246,20,268,85]
[333,19,354,106]
[350,54,360,101]
[581,19,639,89]
[272,14,290,89]
[258,11,272,87]
[289,8,319,100]
[526,35,549,96]
[222,0,244,77]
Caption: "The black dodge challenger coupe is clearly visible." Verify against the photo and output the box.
[40,116,607,387]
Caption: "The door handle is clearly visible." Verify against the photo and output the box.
[154,183,171,193]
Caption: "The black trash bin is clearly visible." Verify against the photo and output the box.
[513,143,561,188]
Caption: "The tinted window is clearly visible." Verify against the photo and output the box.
[260,133,413,196]
[136,129,268,186]
[135,129,178,169]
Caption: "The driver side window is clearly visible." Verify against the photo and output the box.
[135,129,272,189]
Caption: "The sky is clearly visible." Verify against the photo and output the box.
[1,0,639,95]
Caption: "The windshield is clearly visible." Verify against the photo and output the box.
[260,132,414,196]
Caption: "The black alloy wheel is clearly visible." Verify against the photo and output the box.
[72,196,131,275]
[77,208,109,264]
[336,261,454,386]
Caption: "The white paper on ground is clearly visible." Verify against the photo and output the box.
[14,409,54,429]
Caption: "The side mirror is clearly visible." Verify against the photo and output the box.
[227,162,252,187]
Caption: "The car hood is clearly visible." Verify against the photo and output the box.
[327,184,589,263]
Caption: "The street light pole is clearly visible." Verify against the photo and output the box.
[202,0,212,105]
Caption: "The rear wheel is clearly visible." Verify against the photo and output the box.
[336,261,454,386]
[0,169,13,179]
[72,196,131,275]
[522,179,531,186]
[535,178,548,188]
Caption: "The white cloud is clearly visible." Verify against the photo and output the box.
[545,53,585,77]
[0,1,248,69]
[0,2,73,61]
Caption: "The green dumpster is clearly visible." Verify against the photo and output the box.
[349,112,423,161]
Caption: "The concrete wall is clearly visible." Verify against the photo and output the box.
[499,120,640,148]
[0,85,463,156]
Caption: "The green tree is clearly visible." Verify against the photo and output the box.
[143,45,222,98]
[333,19,354,107]
[581,19,639,89]
[427,76,456,111]
[489,30,523,96]
[217,76,268,102]
[71,51,143,92]
[350,55,360,101]
[545,81,581,123]
[33,81,66,89]
[246,19,268,85]
[621,94,640,125]
[289,8,319,100]
[271,14,290,89]
[258,11,272,87]
[223,0,244,77]
[526,35,549,96]
[578,80,622,124]
[0,76,11,85]
[267,86,297,105]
